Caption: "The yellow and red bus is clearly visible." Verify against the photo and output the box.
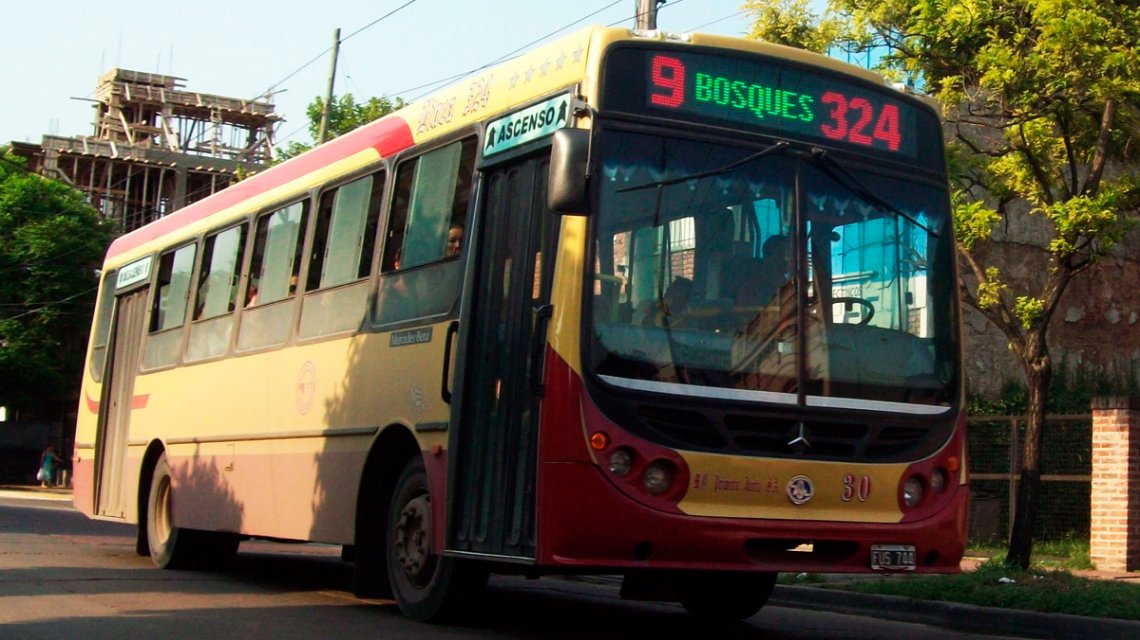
[75,26,966,622]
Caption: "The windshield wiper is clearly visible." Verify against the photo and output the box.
[807,147,941,238]
[616,141,790,193]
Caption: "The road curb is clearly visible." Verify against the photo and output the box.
[771,585,1140,640]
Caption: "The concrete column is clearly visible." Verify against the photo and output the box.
[1090,396,1140,571]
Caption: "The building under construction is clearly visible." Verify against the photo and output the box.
[11,68,279,232]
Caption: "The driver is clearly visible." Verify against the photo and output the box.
[644,276,693,327]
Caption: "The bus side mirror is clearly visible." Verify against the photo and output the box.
[548,129,591,216]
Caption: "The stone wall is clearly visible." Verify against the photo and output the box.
[962,208,1140,398]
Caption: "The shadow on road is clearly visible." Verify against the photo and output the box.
[1,503,791,640]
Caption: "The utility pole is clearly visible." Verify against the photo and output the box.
[635,0,665,30]
[317,27,341,145]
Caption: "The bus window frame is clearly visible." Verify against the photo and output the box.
[185,220,249,364]
[297,161,390,342]
[370,130,479,330]
[234,197,313,355]
[87,267,120,383]
[141,240,202,373]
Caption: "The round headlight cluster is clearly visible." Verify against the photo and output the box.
[594,432,679,499]
[643,461,674,495]
[608,448,633,477]
[902,467,951,509]
[902,476,924,508]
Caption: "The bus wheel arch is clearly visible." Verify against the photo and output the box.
[144,449,239,570]
[351,423,419,599]
[135,440,168,557]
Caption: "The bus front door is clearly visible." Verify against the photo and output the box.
[95,288,148,519]
[448,154,556,561]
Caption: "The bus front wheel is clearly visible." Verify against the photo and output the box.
[386,456,486,622]
[674,570,776,621]
[146,453,238,570]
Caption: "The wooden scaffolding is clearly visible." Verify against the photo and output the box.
[12,68,279,232]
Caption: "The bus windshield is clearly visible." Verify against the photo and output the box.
[587,129,958,411]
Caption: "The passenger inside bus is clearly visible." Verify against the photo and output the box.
[734,235,790,309]
[445,222,464,257]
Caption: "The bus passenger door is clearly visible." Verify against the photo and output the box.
[448,153,556,561]
[95,288,148,518]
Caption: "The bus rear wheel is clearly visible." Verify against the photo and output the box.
[386,456,486,622]
[146,453,239,570]
[674,570,777,621]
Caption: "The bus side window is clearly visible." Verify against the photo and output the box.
[143,243,197,370]
[375,138,475,325]
[88,269,118,382]
[237,201,308,351]
[187,224,246,361]
[306,171,385,291]
[299,170,386,338]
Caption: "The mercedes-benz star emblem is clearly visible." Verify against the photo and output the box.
[788,421,811,450]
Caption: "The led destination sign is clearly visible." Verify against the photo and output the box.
[603,48,931,161]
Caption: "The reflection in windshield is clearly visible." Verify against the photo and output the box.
[588,130,957,409]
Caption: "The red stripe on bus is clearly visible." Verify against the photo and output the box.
[83,391,150,413]
[85,391,99,414]
[105,116,415,261]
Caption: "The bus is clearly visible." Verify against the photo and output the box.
[74,25,966,622]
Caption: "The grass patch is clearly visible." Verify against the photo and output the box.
[967,538,1095,571]
[825,561,1140,621]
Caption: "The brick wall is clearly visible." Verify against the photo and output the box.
[1090,396,1140,571]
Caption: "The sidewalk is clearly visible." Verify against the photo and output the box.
[0,483,74,501]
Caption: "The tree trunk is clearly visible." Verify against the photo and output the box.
[1005,349,1052,569]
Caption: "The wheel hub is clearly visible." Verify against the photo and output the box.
[394,494,432,583]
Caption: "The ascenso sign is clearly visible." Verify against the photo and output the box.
[484,93,572,156]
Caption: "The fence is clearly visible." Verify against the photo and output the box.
[967,415,1091,545]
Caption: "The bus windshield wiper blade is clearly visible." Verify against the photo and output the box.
[808,147,941,238]
[617,141,789,193]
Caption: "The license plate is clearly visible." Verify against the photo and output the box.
[871,544,916,571]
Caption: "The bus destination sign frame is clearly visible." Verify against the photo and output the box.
[601,47,935,164]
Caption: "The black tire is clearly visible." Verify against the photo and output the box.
[386,457,486,622]
[675,570,777,621]
[146,453,239,570]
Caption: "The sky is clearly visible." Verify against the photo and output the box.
[2,0,757,150]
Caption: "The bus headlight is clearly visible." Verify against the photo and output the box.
[930,468,948,494]
[608,448,633,477]
[902,476,924,508]
[643,460,673,495]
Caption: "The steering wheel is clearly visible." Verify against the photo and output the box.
[831,296,875,325]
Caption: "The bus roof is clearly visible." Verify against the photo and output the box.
[103,26,903,266]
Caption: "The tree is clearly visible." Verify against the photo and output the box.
[276,93,406,162]
[743,0,840,54]
[0,150,115,420]
[749,1,1140,568]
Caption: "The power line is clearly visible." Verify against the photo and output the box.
[1,286,99,321]
[276,0,627,145]
[401,1,624,102]
[689,9,749,32]
[253,0,420,104]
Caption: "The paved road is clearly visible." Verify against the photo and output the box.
[0,492,1024,640]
